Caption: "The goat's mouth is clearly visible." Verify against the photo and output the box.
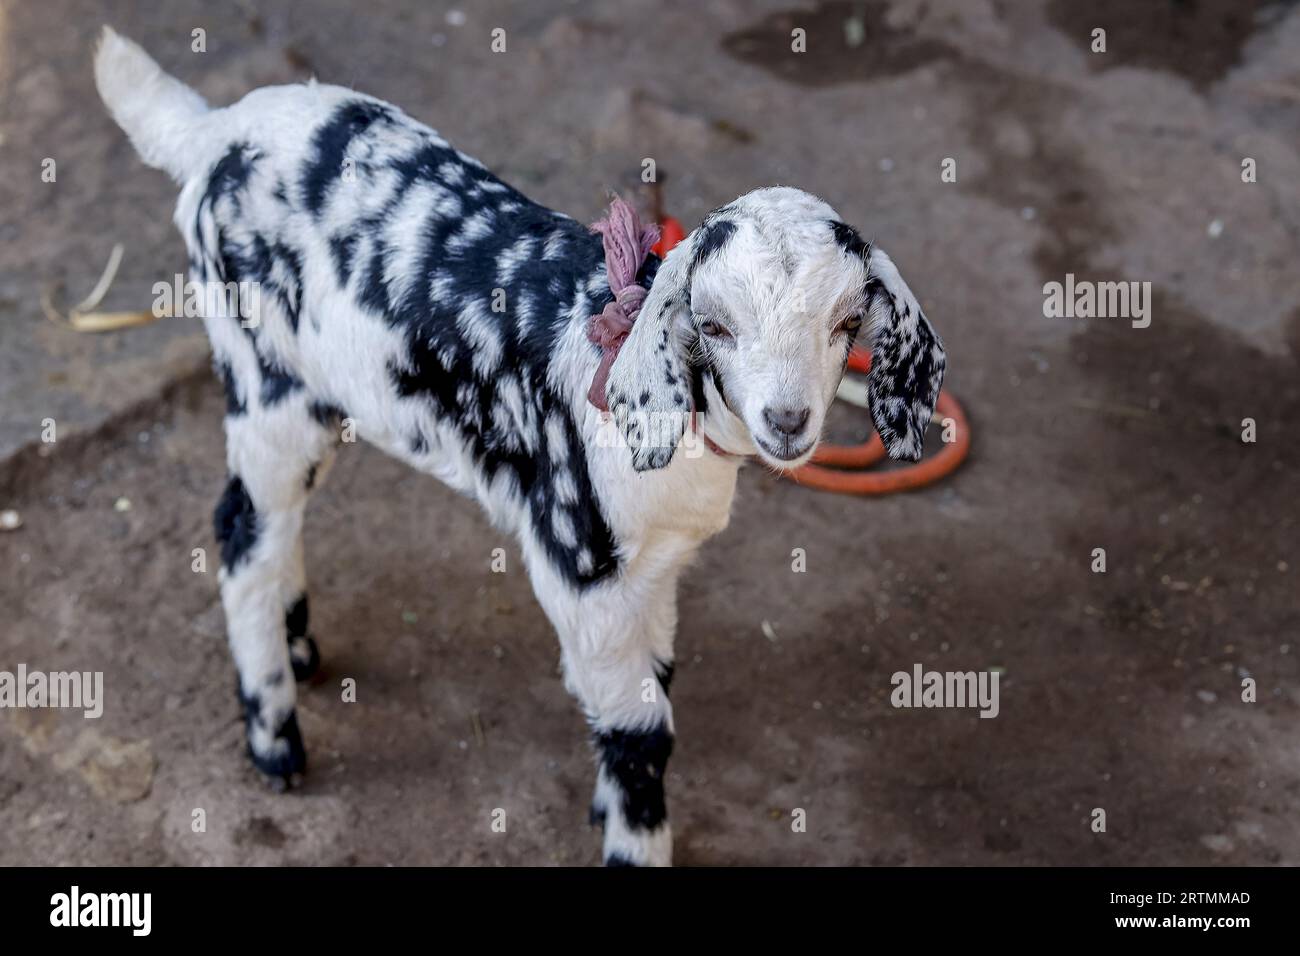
[754,433,817,467]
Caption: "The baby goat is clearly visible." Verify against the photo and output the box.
[94,27,945,866]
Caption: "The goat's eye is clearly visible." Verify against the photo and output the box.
[834,315,863,339]
[699,318,732,339]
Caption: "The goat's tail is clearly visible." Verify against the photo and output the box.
[94,26,217,183]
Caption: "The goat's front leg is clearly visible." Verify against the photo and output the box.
[589,687,675,867]
[529,555,681,866]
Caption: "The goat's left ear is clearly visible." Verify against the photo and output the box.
[603,235,694,471]
[859,244,947,462]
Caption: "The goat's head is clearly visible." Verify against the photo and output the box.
[604,187,946,471]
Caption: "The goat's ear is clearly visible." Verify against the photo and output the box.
[603,238,694,471]
[861,246,946,462]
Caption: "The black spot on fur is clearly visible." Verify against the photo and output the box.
[691,355,739,421]
[216,232,270,307]
[217,361,245,416]
[688,351,710,415]
[637,253,660,289]
[689,218,737,277]
[192,148,305,339]
[207,144,259,209]
[193,144,260,276]
[301,100,394,215]
[829,219,869,259]
[595,724,674,830]
[330,233,358,287]
[268,241,305,332]
[259,361,304,406]
[286,596,309,638]
[309,401,347,428]
[283,595,321,680]
[214,475,258,570]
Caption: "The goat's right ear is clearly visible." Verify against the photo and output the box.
[603,238,694,471]
[861,246,946,462]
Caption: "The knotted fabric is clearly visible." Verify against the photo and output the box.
[586,196,660,411]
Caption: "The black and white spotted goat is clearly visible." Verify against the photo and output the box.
[95,27,944,865]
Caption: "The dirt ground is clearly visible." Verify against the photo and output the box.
[1,0,1298,866]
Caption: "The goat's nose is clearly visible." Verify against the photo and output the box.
[763,405,811,437]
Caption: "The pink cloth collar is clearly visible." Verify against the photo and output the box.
[585,196,659,412]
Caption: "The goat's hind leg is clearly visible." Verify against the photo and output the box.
[279,404,344,683]
[214,388,338,787]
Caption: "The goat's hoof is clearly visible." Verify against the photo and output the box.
[246,710,307,787]
[263,770,304,793]
[288,634,321,681]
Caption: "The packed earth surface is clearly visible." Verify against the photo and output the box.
[1,0,1298,865]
